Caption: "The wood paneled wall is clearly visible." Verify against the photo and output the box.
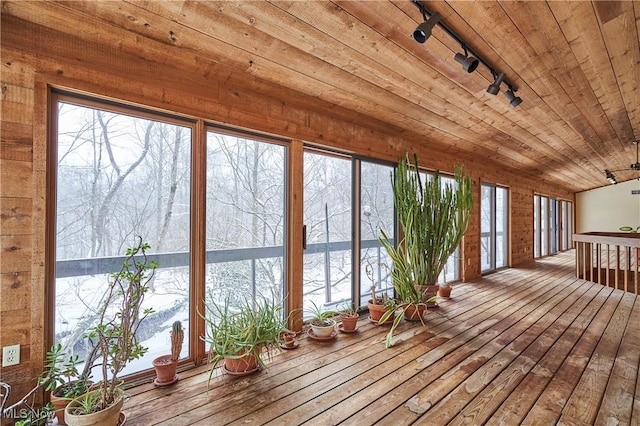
[0,14,573,406]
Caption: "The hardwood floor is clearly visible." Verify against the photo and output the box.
[123,251,640,425]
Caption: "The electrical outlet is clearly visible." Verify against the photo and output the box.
[2,344,20,367]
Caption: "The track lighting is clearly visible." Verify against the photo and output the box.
[504,88,523,108]
[410,0,524,108]
[454,50,479,73]
[413,11,440,43]
[487,72,506,95]
[605,141,640,184]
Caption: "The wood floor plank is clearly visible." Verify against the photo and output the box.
[381,277,588,424]
[557,291,636,425]
[118,251,640,426]
[487,283,612,425]
[521,287,623,425]
[595,297,640,425]
[318,269,577,425]
[445,280,600,425]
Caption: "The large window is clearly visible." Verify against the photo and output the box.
[54,98,192,377]
[481,183,509,273]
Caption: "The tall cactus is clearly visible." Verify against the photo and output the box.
[170,321,184,362]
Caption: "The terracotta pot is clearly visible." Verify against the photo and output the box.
[367,300,394,324]
[310,318,336,337]
[51,389,71,425]
[416,285,440,308]
[340,314,358,331]
[438,285,452,299]
[280,331,297,348]
[65,389,124,426]
[224,352,259,374]
[403,304,426,322]
[152,354,178,386]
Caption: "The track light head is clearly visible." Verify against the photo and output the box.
[487,72,506,95]
[504,89,523,108]
[454,52,479,73]
[605,169,618,185]
[413,12,441,43]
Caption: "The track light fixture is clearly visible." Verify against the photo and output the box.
[454,47,479,73]
[504,87,523,108]
[487,72,506,95]
[605,141,640,184]
[413,11,441,44]
[410,0,523,108]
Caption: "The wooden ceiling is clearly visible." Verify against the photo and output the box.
[3,1,640,192]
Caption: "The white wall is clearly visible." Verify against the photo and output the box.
[575,179,640,233]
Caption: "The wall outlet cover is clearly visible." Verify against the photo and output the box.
[2,344,20,367]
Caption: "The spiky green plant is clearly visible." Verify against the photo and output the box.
[378,153,473,347]
[201,292,287,384]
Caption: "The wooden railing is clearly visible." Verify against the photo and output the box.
[573,232,640,294]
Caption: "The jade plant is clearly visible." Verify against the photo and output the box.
[66,237,157,419]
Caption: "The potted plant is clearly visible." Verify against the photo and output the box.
[365,262,397,325]
[338,301,359,333]
[42,344,92,425]
[619,226,640,263]
[152,320,184,386]
[64,237,158,426]
[378,153,473,348]
[279,329,298,349]
[306,301,338,339]
[438,282,452,299]
[367,284,397,325]
[201,292,286,378]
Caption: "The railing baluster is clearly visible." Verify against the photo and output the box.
[573,232,640,296]
[615,245,620,291]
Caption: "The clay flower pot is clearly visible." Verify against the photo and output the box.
[339,313,358,332]
[367,300,394,325]
[224,352,260,375]
[152,354,178,386]
[51,389,71,425]
[438,284,452,299]
[403,304,426,322]
[280,331,298,349]
[416,284,440,308]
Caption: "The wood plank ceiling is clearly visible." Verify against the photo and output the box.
[3,0,639,192]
